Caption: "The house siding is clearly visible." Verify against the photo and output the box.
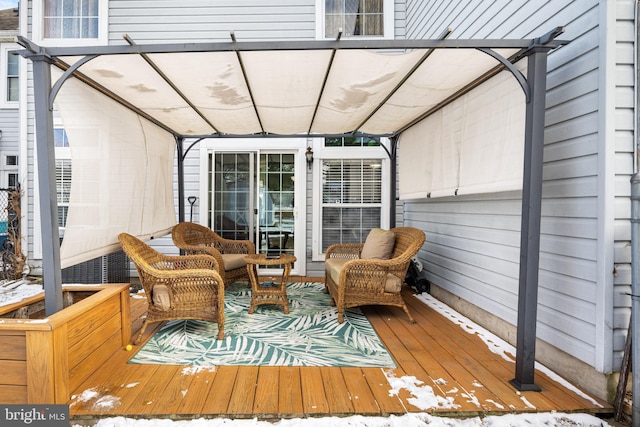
[403,0,634,397]
[108,0,318,42]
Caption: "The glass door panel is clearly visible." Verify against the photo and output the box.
[208,148,302,276]
[259,153,295,261]
[211,152,253,241]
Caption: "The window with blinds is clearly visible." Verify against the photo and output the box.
[56,158,72,227]
[321,158,382,251]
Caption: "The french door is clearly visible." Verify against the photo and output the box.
[207,147,304,275]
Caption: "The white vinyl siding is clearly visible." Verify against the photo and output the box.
[109,0,318,42]
[403,0,632,377]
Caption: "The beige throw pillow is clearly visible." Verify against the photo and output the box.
[360,228,395,260]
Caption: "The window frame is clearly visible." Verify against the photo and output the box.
[311,138,390,261]
[32,0,108,46]
[54,118,72,230]
[316,0,394,40]
[0,44,19,108]
[1,152,19,189]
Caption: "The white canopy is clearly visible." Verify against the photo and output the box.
[39,37,546,267]
[55,45,520,137]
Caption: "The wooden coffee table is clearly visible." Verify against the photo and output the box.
[244,253,296,314]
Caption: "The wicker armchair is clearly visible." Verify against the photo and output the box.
[325,227,425,324]
[118,232,225,344]
[172,222,256,287]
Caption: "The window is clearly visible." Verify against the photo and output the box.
[0,44,19,107]
[2,154,19,189]
[321,158,383,251]
[325,136,380,147]
[56,158,72,228]
[44,0,99,39]
[6,51,17,102]
[33,0,108,45]
[54,128,70,147]
[312,140,389,259]
[7,173,18,189]
[54,119,72,228]
[318,0,393,39]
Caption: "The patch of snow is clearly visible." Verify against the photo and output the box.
[92,395,121,410]
[74,388,100,403]
[385,371,460,410]
[71,412,613,427]
[0,281,43,306]
[182,366,217,375]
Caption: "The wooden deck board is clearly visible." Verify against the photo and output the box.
[200,366,238,414]
[341,368,381,416]
[68,281,613,421]
[320,367,354,415]
[300,366,330,415]
[254,366,279,417]
[175,368,217,415]
[278,367,304,417]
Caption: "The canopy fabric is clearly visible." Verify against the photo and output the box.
[41,41,528,266]
[398,61,527,199]
[23,37,563,266]
[56,46,520,138]
[54,68,176,268]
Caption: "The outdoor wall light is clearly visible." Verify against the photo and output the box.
[305,146,314,169]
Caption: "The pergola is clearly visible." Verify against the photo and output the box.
[17,28,567,391]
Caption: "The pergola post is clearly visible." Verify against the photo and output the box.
[510,46,549,391]
[389,136,398,228]
[176,136,185,224]
[31,52,63,315]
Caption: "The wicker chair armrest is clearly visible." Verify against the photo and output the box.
[325,243,363,260]
[153,253,219,271]
[146,265,225,283]
[216,238,256,255]
[337,258,389,291]
[177,245,223,270]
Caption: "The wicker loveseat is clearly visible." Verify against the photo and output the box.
[172,222,256,287]
[119,232,225,344]
[324,227,426,324]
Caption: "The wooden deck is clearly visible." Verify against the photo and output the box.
[69,279,613,423]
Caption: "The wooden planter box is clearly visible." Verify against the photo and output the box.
[0,284,131,404]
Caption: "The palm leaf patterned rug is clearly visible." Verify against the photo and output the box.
[129,281,396,367]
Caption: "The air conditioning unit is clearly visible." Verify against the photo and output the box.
[61,250,130,284]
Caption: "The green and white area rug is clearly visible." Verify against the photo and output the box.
[129,282,396,367]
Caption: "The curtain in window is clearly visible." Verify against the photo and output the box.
[398,63,527,199]
[325,0,383,37]
[44,0,99,39]
[53,68,176,268]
